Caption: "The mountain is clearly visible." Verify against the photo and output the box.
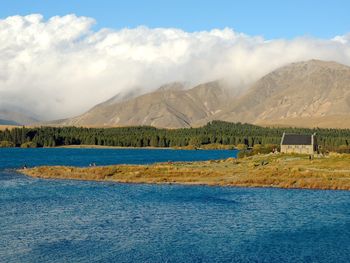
[53,59,350,129]
[0,110,38,125]
[0,119,20,125]
[94,87,144,107]
[213,60,350,128]
[58,81,237,128]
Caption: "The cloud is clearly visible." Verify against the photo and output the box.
[0,14,350,120]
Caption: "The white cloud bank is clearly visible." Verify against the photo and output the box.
[0,14,350,120]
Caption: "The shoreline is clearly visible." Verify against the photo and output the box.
[53,144,237,150]
[0,145,236,150]
[54,145,173,150]
[19,153,350,191]
[18,172,349,192]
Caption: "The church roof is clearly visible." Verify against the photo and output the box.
[281,134,313,145]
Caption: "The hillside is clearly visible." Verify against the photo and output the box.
[214,60,350,128]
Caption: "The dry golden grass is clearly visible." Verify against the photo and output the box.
[256,115,350,129]
[19,153,350,190]
[0,125,21,131]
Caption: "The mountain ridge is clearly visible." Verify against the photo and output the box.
[210,59,350,128]
[57,80,237,128]
[47,59,350,129]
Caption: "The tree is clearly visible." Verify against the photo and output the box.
[150,136,159,147]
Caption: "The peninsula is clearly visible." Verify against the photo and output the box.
[19,153,350,190]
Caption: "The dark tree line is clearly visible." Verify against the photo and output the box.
[1,121,350,152]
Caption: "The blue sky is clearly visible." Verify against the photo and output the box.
[1,0,349,39]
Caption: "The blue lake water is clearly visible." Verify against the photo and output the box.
[1,148,350,262]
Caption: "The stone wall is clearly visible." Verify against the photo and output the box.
[280,145,314,154]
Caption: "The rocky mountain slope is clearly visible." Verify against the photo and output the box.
[58,81,237,128]
[212,60,350,128]
[54,59,350,129]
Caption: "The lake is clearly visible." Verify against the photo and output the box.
[1,148,350,262]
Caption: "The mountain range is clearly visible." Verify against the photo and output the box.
[5,59,349,129]
[50,59,350,129]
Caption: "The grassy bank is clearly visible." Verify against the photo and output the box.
[19,153,350,190]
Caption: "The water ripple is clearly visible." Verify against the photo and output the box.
[1,148,350,262]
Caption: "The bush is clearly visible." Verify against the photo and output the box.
[188,137,202,148]
[20,142,38,148]
[252,144,278,154]
[236,144,248,150]
[0,141,15,148]
[237,150,253,158]
[336,145,350,153]
[252,144,263,154]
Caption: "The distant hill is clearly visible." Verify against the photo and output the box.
[0,119,19,125]
[48,59,350,129]
[0,110,38,125]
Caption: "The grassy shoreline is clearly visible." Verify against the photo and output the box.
[19,153,350,190]
[54,144,237,150]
